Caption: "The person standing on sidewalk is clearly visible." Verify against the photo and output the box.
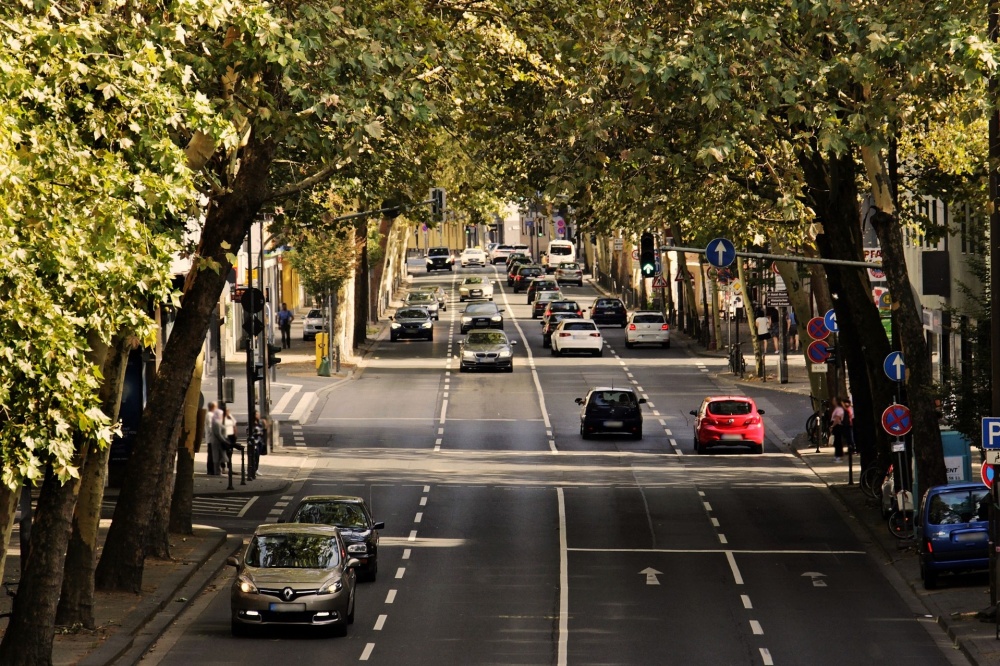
[204,401,218,475]
[209,403,227,475]
[754,309,771,354]
[247,411,268,480]
[843,398,855,454]
[277,303,294,349]
[830,397,845,462]
[787,310,799,351]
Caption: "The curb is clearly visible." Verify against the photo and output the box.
[79,527,232,666]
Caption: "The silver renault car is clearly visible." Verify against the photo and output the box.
[229,523,359,637]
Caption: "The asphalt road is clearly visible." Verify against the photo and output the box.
[143,265,965,666]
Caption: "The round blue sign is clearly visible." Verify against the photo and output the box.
[705,238,736,268]
[883,351,905,382]
[824,309,838,333]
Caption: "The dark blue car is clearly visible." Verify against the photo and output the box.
[919,483,990,589]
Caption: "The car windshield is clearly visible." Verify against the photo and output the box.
[306,309,323,319]
[466,332,507,345]
[927,489,990,525]
[244,533,341,569]
[396,308,428,319]
[558,263,580,270]
[563,322,596,331]
[550,245,573,255]
[292,502,369,529]
[464,249,483,255]
[633,314,665,323]
[465,303,498,315]
[428,248,449,257]
[590,391,637,407]
[463,277,485,284]
[707,400,753,416]
[407,294,433,303]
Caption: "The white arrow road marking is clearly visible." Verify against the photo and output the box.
[802,571,827,587]
[639,567,662,585]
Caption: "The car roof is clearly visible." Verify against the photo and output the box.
[590,386,637,393]
[703,395,754,403]
[631,311,663,316]
[254,522,341,537]
[297,495,366,505]
[557,318,596,325]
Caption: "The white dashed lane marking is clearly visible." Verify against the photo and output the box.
[385,590,397,604]
[360,643,375,661]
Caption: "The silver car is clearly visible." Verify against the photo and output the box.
[302,308,327,341]
[229,523,359,637]
[404,292,440,320]
[413,285,447,311]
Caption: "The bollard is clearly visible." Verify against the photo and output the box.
[226,450,234,490]
[240,446,246,486]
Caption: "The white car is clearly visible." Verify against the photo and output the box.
[551,318,603,357]
[625,311,670,349]
[459,248,487,268]
[489,244,514,264]
[302,308,327,341]
[458,276,495,302]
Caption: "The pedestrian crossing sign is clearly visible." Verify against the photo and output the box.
[651,276,668,288]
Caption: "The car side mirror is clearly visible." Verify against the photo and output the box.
[575,398,585,405]
[373,521,385,530]
[346,558,361,569]
[638,398,647,404]
[227,556,241,568]
[757,410,765,415]
[499,308,505,313]
[689,410,698,416]
[511,340,518,345]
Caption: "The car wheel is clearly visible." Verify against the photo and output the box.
[921,561,937,590]
[551,346,560,357]
[594,347,603,357]
[460,297,465,302]
[695,440,704,455]
[505,365,514,373]
[578,281,583,287]
[427,334,434,342]
[633,428,643,440]
[347,591,356,624]
[752,444,763,454]
[231,616,251,638]
[625,341,634,349]
[390,334,398,342]
[580,423,590,440]
[543,338,550,348]
[620,322,627,329]
[663,341,671,349]
[459,365,468,373]
[532,313,538,319]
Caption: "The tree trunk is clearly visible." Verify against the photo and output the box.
[146,406,185,560]
[370,215,394,320]
[56,333,130,629]
[773,251,828,409]
[799,148,896,469]
[353,217,369,347]
[0,461,86,664]
[0,482,19,588]
[169,353,204,536]
[95,134,276,593]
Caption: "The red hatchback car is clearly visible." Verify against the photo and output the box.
[690,396,765,454]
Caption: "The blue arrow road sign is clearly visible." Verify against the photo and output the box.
[883,352,905,382]
[983,418,1000,449]
[706,238,736,268]
[824,309,838,333]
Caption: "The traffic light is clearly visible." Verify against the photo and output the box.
[640,232,656,278]
[430,187,446,222]
[267,342,282,368]
[240,287,265,336]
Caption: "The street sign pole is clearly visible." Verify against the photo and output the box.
[779,305,788,385]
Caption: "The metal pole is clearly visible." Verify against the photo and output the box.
[659,245,882,269]
[239,239,253,492]
[779,305,788,384]
[990,0,1000,611]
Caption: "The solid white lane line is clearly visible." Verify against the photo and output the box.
[498,286,554,438]
[408,530,417,541]
[741,595,753,609]
[385,590,396,603]
[236,496,259,518]
[750,620,763,635]
[440,399,448,424]
[395,567,405,579]
[703,502,712,511]
[414,512,423,523]
[360,643,375,661]
[718,534,728,544]
[374,615,387,631]
[726,551,745,585]
[402,549,411,559]
[711,517,720,527]
[760,648,774,665]
[419,497,427,506]
[557,487,569,666]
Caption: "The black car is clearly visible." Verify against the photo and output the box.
[460,302,505,334]
[506,256,532,285]
[390,307,434,341]
[505,252,531,272]
[541,312,582,348]
[425,247,454,272]
[459,330,517,373]
[287,495,384,581]
[526,277,560,304]
[576,387,646,440]
[512,265,544,292]
[590,298,628,327]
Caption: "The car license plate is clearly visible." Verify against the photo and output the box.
[721,434,743,441]
[604,420,623,428]
[269,603,306,612]
[480,357,495,363]
[954,532,987,543]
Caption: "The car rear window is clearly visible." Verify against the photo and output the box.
[520,268,542,276]
[551,301,579,310]
[596,299,623,307]
[927,489,990,525]
[307,310,323,318]
[634,314,665,323]
[559,263,580,270]
[707,400,753,416]
[550,245,573,255]
[590,391,637,407]
[564,322,597,331]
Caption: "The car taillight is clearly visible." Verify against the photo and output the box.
[545,309,552,316]
[744,417,761,425]
[661,324,670,330]
[701,418,715,426]
[589,332,601,337]
[559,332,571,337]
[926,541,933,553]
[628,324,637,330]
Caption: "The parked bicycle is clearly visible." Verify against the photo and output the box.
[728,342,747,376]
[806,399,830,452]
[860,461,886,499]
[877,464,914,539]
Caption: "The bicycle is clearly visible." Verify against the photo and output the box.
[887,488,914,539]
[859,463,884,499]
[728,342,747,376]
[806,399,830,452]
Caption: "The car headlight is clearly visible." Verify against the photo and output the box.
[238,575,258,594]
[391,323,401,329]
[320,578,343,594]
[421,322,433,328]
[499,350,511,358]
[462,316,472,323]
[347,543,368,554]
[491,315,502,322]
[462,350,476,359]
[460,289,468,295]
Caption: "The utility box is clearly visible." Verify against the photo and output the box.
[223,377,235,404]
[940,429,972,484]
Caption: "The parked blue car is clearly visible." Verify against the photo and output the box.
[919,483,990,589]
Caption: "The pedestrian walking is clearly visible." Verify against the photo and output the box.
[754,310,771,354]
[208,403,227,475]
[277,303,294,349]
[843,398,855,454]
[247,411,268,480]
[830,397,845,462]
[787,310,799,351]
[204,401,218,475]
